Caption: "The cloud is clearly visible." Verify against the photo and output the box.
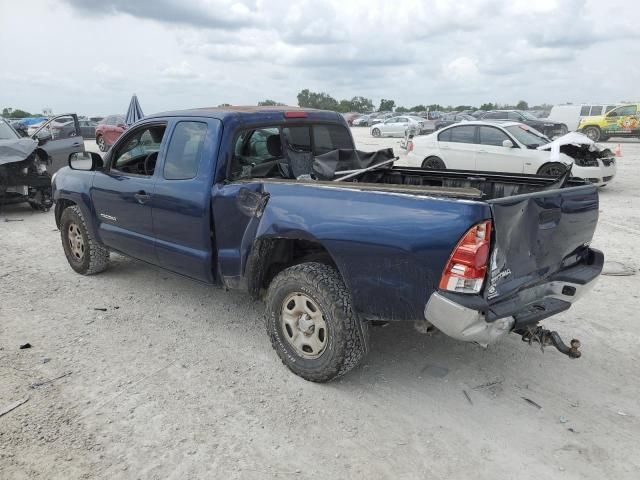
[64,0,257,30]
[2,0,639,114]
[442,57,479,82]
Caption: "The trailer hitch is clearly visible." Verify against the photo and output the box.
[516,326,581,359]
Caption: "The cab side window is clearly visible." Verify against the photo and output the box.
[112,124,166,176]
[163,121,208,180]
[230,127,282,180]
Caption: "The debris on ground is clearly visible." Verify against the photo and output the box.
[602,261,636,276]
[93,307,108,312]
[30,372,72,389]
[559,416,569,423]
[522,397,542,410]
[19,343,31,349]
[4,218,24,222]
[463,390,473,405]
[0,397,29,418]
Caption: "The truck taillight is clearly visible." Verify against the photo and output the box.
[439,220,492,294]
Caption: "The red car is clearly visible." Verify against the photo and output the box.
[95,114,126,152]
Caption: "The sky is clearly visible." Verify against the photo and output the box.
[0,0,639,116]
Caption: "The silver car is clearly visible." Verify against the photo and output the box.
[370,115,425,138]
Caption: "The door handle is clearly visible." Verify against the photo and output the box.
[134,191,151,204]
[72,142,82,147]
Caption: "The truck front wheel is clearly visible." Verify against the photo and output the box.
[265,262,368,382]
[60,205,110,275]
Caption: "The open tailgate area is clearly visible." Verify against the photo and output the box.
[485,184,601,319]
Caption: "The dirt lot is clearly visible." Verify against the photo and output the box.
[1,130,639,479]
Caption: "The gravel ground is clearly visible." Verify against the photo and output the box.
[1,129,639,479]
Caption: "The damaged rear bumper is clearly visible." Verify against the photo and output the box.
[424,248,603,345]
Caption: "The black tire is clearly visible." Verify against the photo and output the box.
[60,205,109,275]
[537,162,567,177]
[96,135,107,152]
[421,156,446,169]
[583,126,601,142]
[265,262,368,382]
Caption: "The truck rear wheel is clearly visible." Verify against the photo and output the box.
[60,205,110,275]
[265,262,368,382]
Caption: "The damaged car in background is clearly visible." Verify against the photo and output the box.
[0,118,52,210]
[0,114,85,210]
[407,121,616,186]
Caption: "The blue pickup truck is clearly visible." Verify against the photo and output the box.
[52,106,603,382]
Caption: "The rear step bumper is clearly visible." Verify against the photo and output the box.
[424,248,603,346]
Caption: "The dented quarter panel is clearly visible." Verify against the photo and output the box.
[247,182,492,321]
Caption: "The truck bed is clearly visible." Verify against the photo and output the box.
[358,166,585,200]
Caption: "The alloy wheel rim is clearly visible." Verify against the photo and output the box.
[67,222,85,261]
[280,292,328,359]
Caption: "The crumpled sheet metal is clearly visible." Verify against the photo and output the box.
[0,138,38,166]
[537,131,600,162]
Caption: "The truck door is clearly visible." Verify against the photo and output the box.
[32,114,85,174]
[151,118,220,282]
[90,122,167,263]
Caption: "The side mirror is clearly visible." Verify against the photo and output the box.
[502,139,514,148]
[116,123,127,129]
[69,151,103,171]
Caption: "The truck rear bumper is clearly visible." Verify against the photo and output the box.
[424,248,603,346]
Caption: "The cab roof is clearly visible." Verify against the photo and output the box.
[146,105,343,123]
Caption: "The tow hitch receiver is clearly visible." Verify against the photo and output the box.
[516,326,582,359]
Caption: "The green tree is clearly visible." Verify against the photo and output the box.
[258,99,286,106]
[426,104,444,112]
[516,100,529,110]
[395,106,409,113]
[480,103,496,111]
[2,108,33,118]
[348,96,374,113]
[410,105,427,112]
[217,103,232,107]
[454,105,474,112]
[297,89,339,110]
[378,99,395,112]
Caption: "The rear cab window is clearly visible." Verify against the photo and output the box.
[229,122,352,180]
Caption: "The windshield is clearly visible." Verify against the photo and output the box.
[520,111,538,121]
[506,124,550,148]
[0,120,20,140]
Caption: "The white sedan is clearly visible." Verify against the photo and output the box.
[406,121,616,186]
[370,115,425,138]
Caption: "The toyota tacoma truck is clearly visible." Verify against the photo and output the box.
[52,106,603,382]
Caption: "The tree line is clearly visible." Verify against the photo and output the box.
[259,91,550,113]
